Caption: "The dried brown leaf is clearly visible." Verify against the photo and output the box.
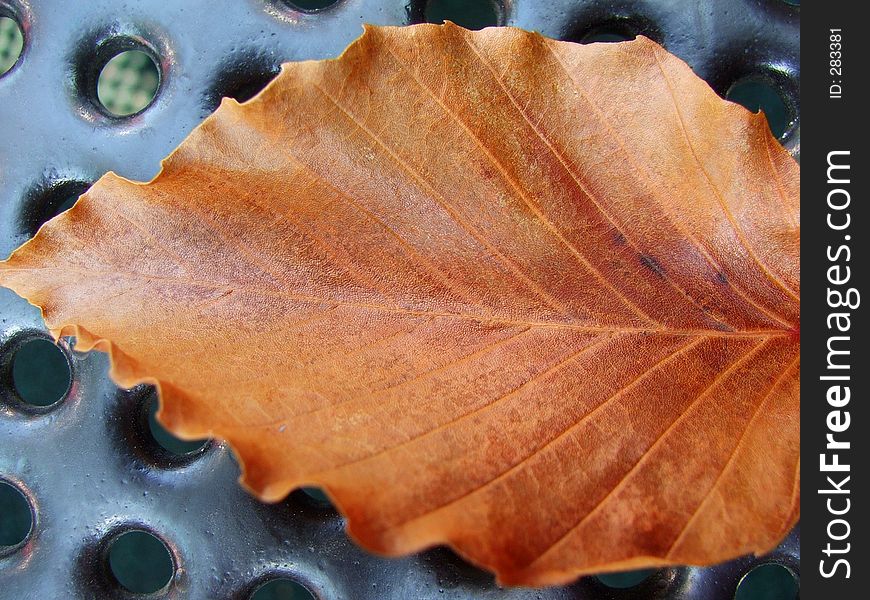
[0,23,799,586]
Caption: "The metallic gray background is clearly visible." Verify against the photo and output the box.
[0,1,799,598]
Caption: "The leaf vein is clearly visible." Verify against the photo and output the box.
[385,43,660,328]
[462,36,735,330]
[524,336,772,569]
[311,81,574,317]
[539,41,796,330]
[394,335,706,531]
[650,49,800,302]
[663,353,800,558]
[3,264,793,338]
[324,331,613,472]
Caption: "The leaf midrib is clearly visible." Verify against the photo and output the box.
[4,264,796,338]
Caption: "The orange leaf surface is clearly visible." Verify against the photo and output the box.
[0,23,799,586]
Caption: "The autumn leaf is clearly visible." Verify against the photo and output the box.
[0,23,799,586]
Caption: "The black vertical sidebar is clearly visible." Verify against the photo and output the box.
[802,1,867,598]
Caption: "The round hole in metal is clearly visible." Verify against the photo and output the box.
[22,179,92,238]
[220,69,279,104]
[0,15,23,76]
[568,13,663,46]
[581,30,634,43]
[0,479,33,552]
[106,529,175,594]
[250,577,315,600]
[11,337,72,408]
[300,486,331,507]
[423,0,501,30]
[282,0,341,12]
[726,77,793,139]
[205,57,281,113]
[96,49,160,117]
[147,393,209,456]
[734,563,799,600]
[53,194,79,215]
[596,568,656,588]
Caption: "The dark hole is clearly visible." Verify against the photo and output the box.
[301,487,331,506]
[47,183,88,219]
[96,49,160,117]
[572,15,661,46]
[734,564,799,600]
[283,0,341,11]
[107,530,175,594]
[726,78,792,139]
[213,66,281,107]
[22,180,91,239]
[596,568,656,588]
[251,578,315,600]
[147,394,208,455]
[227,73,278,103]
[424,0,501,30]
[581,29,635,43]
[11,338,72,407]
[0,16,24,76]
[54,193,80,214]
[0,481,33,548]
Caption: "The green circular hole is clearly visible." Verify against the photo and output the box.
[251,578,315,600]
[147,395,208,455]
[284,0,340,11]
[424,0,501,30]
[0,480,33,548]
[734,564,799,600]
[596,568,655,588]
[11,338,72,407]
[107,530,175,594]
[726,78,792,139]
[0,16,24,76]
[96,50,160,117]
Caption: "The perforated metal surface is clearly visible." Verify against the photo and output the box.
[0,1,799,598]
